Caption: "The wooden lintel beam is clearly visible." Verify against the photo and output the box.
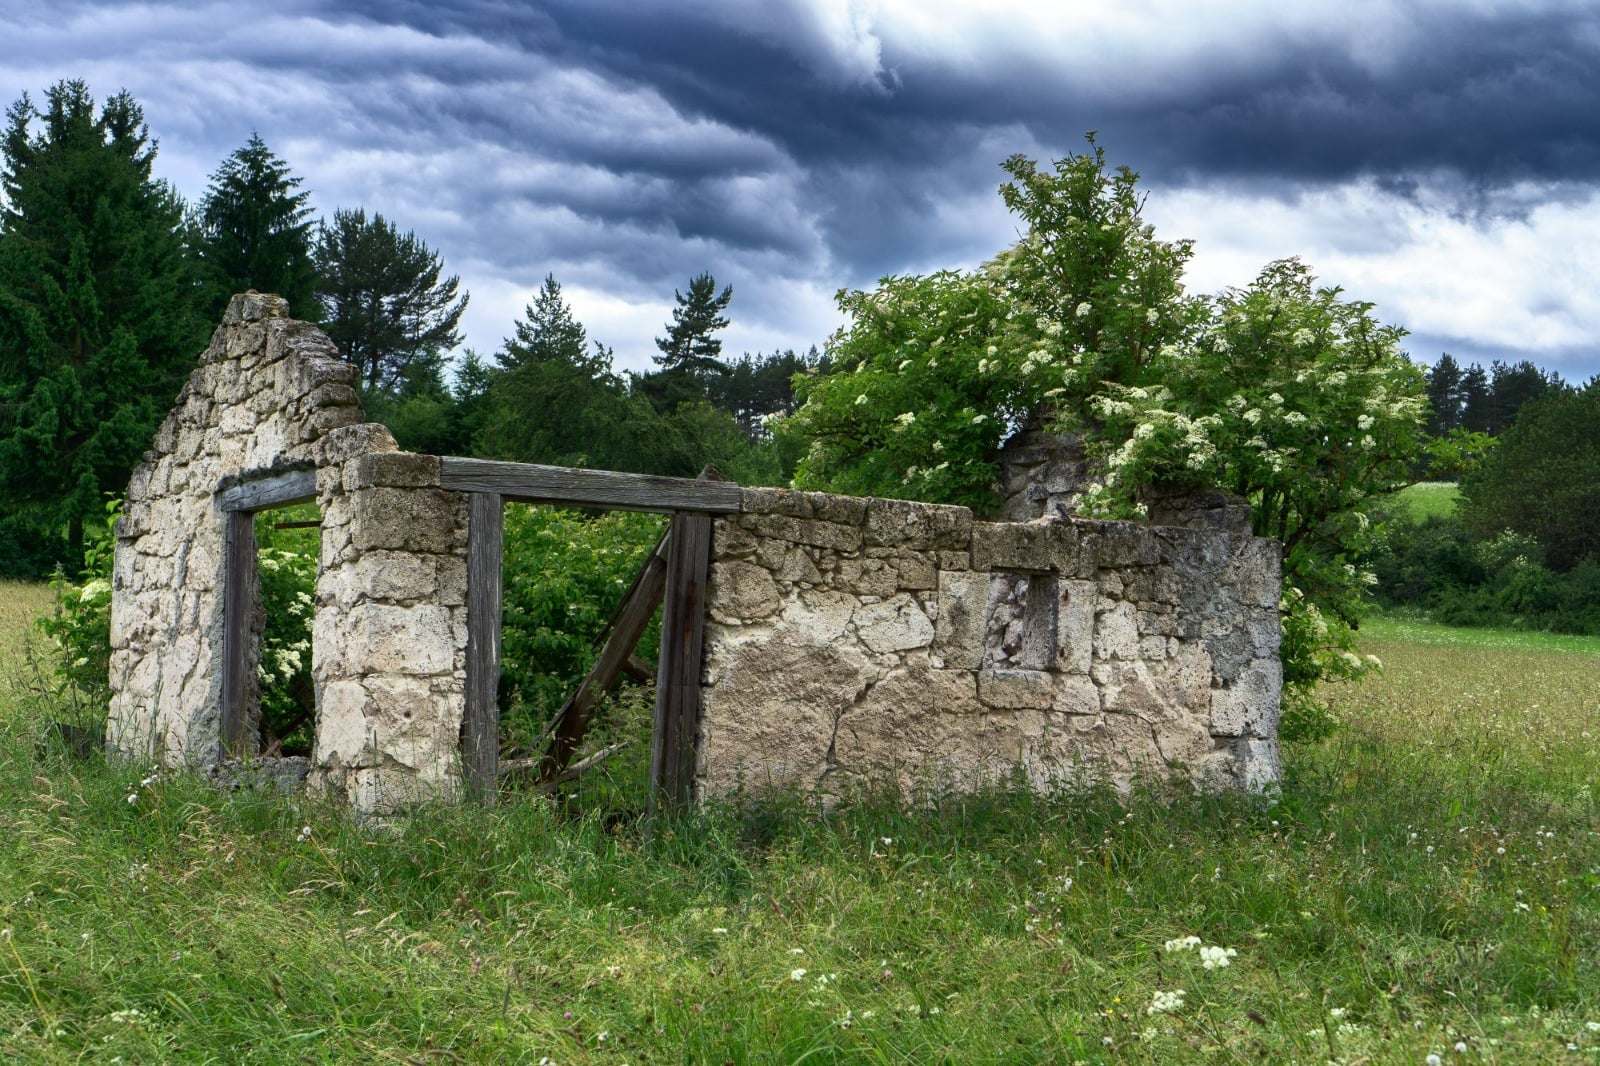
[218,469,318,513]
[438,456,741,514]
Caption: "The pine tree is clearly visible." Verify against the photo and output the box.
[0,81,208,568]
[654,272,733,374]
[196,133,317,319]
[497,274,593,371]
[313,207,468,394]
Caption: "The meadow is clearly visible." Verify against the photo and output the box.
[1,581,1596,1063]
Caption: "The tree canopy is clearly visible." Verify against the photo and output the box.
[196,133,317,320]
[313,207,467,395]
[1459,381,1600,572]
[0,80,208,566]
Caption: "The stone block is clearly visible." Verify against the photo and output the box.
[832,556,899,597]
[698,638,875,795]
[1054,580,1096,674]
[863,497,972,551]
[1093,600,1140,661]
[349,488,462,554]
[978,669,1054,709]
[754,539,822,583]
[1094,521,1162,568]
[349,551,444,604]
[712,518,759,558]
[779,590,860,647]
[934,569,987,670]
[1208,658,1282,737]
[350,451,443,490]
[709,560,782,621]
[1052,673,1101,715]
[853,594,935,654]
[741,512,862,553]
[341,603,455,676]
[868,550,937,590]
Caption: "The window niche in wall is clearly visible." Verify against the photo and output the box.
[981,571,1059,673]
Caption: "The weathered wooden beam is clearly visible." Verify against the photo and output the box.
[220,509,258,757]
[541,528,670,780]
[462,492,504,802]
[622,654,655,685]
[438,457,741,514]
[218,469,318,513]
[649,512,712,815]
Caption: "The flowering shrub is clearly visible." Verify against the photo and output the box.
[253,507,318,750]
[36,499,118,706]
[784,140,1426,699]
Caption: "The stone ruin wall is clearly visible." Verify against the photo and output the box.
[110,295,1284,815]
[108,294,469,810]
[698,488,1283,800]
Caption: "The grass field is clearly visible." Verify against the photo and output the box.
[2,583,1598,1063]
[1390,481,1461,524]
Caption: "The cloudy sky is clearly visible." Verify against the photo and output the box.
[4,0,1599,381]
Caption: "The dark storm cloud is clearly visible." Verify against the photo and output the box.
[4,0,1599,376]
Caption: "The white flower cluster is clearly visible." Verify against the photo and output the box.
[1164,935,1237,969]
[1147,989,1185,1015]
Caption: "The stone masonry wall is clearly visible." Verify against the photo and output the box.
[310,452,468,811]
[699,488,1282,801]
[109,294,375,764]
[112,295,1281,814]
[109,295,467,812]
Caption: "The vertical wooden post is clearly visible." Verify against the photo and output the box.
[463,492,504,801]
[650,512,712,815]
[220,509,257,758]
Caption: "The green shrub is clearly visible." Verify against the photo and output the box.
[35,499,117,712]
[498,506,666,745]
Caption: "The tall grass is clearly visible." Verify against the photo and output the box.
[2,583,1597,1062]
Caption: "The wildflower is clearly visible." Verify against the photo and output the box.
[1147,989,1185,1015]
[1455,1041,1468,1053]
[1163,936,1201,953]
[880,837,894,846]
[712,927,728,935]
[894,412,915,426]
[1075,301,1092,318]
[0,928,10,940]
[1199,945,1237,969]
[126,792,139,805]
[855,394,868,405]
[1426,1057,1442,1066]
[790,968,808,981]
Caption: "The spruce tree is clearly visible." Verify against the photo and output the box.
[313,207,468,395]
[0,81,207,568]
[497,274,592,371]
[196,133,317,319]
